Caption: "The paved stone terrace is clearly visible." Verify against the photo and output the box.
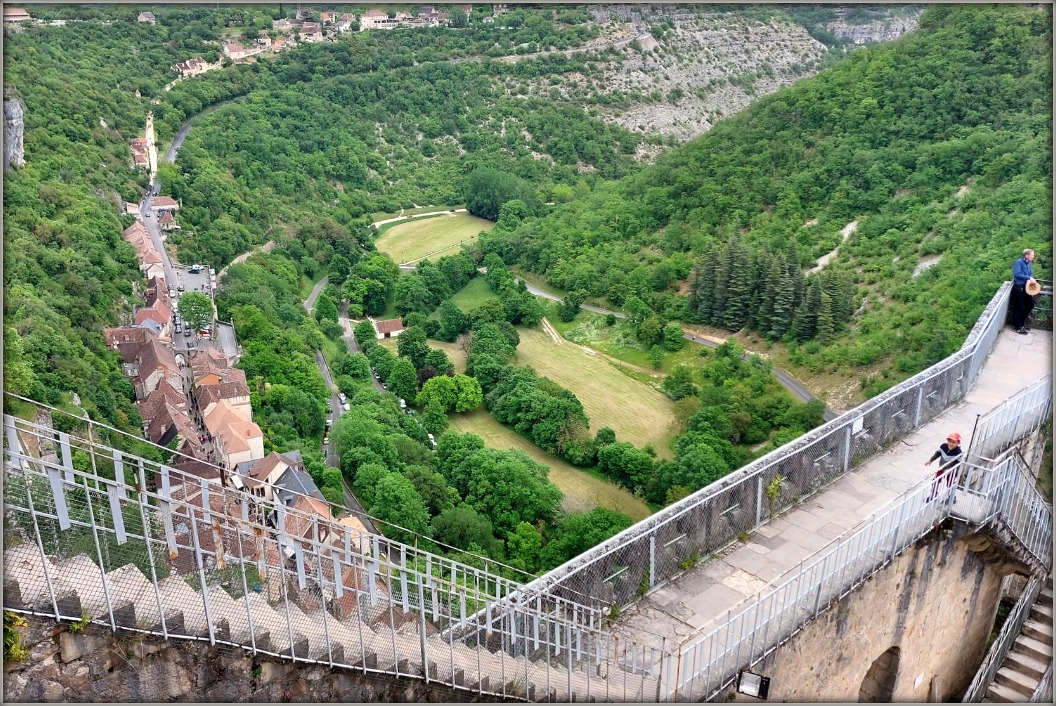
[611,327,1052,654]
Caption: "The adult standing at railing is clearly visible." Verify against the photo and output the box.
[925,432,962,501]
[1011,248,1038,334]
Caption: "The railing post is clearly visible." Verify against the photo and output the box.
[81,475,117,632]
[188,510,217,645]
[913,385,925,428]
[649,535,656,592]
[755,476,764,526]
[888,499,908,561]
[136,463,168,640]
[843,423,853,472]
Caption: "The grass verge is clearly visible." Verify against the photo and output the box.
[449,409,651,522]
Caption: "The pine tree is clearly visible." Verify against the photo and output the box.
[753,258,781,335]
[713,239,735,325]
[696,243,719,326]
[792,278,821,342]
[839,273,856,325]
[768,265,794,340]
[816,290,835,344]
[784,239,804,310]
[821,271,844,328]
[747,250,771,332]
[687,265,704,323]
[722,237,752,331]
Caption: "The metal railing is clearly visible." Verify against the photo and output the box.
[490,283,1015,626]
[961,573,1046,702]
[966,376,1053,464]
[3,281,1049,703]
[1031,661,1053,703]
[2,408,659,702]
[670,457,1053,702]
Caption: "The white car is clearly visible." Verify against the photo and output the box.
[399,398,407,409]
[339,392,347,404]
[343,402,351,412]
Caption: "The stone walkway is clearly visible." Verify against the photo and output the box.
[612,327,1052,654]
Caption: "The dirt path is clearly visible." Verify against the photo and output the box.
[809,220,859,274]
[217,240,277,279]
[540,317,563,345]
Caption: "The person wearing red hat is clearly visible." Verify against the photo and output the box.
[925,432,962,502]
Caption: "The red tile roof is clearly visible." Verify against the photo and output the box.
[374,318,405,335]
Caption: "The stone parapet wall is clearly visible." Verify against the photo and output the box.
[2,618,498,703]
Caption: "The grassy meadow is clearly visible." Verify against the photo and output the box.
[449,409,652,522]
[515,326,677,457]
[376,212,494,264]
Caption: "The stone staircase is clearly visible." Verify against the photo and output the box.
[985,575,1053,703]
[2,541,659,701]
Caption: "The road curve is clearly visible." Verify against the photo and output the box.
[303,275,330,313]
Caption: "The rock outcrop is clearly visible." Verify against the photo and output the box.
[826,17,920,45]
[4,88,26,172]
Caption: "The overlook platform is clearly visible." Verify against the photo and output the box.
[611,326,1052,658]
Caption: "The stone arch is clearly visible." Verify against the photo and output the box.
[858,646,901,702]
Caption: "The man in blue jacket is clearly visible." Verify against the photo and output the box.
[1011,248,1037,334]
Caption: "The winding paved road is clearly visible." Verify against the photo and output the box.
[303,275,330,313]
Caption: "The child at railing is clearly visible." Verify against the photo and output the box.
[925,432,962,502]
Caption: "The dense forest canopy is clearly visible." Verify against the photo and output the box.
[3,3,1049,570]
[479,3,1052,389]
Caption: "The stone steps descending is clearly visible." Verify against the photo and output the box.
[2,546,657,701]
[984,574,1053,703]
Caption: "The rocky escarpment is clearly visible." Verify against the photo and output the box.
[4,88,26,171]
[826,16,921,45]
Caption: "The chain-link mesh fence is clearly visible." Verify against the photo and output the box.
[4,282,1046,703]
[4,408,664,701]
[670,456,1052,702]
[507,285,1016,623]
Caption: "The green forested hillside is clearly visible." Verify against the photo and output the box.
[2,14,223,428]
[480,4,1052,391]
[158,41,646,268]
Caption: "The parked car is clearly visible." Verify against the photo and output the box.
[177,283,185,292]
[399,398,407,410]
[174,323,181,333]
[343,402,351,412]
[339,392,347,404]
[184,327,192,337]
[190,264,202,274]
[168,288,176,298]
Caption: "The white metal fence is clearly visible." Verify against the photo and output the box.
[3,281,1050,703]
[961,573,1046,702]
[669,456,1053,702]
[2,407,660,702]
[966,375,1053,464]
[489,283,1016,625]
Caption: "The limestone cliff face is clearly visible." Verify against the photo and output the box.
[826,17,920,45]
[4,94,26,171]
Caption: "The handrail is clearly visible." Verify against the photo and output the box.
[671,457,1052,702]
[1031,659,1053,702]
[961,574,1045,702]
[489,283,1013,618]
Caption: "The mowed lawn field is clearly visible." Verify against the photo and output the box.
[450,409,652,522]
[515,327,677,458]
[375,213,494,264]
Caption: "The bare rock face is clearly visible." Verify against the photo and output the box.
[4,90,26,172]
[825,17,920,45]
